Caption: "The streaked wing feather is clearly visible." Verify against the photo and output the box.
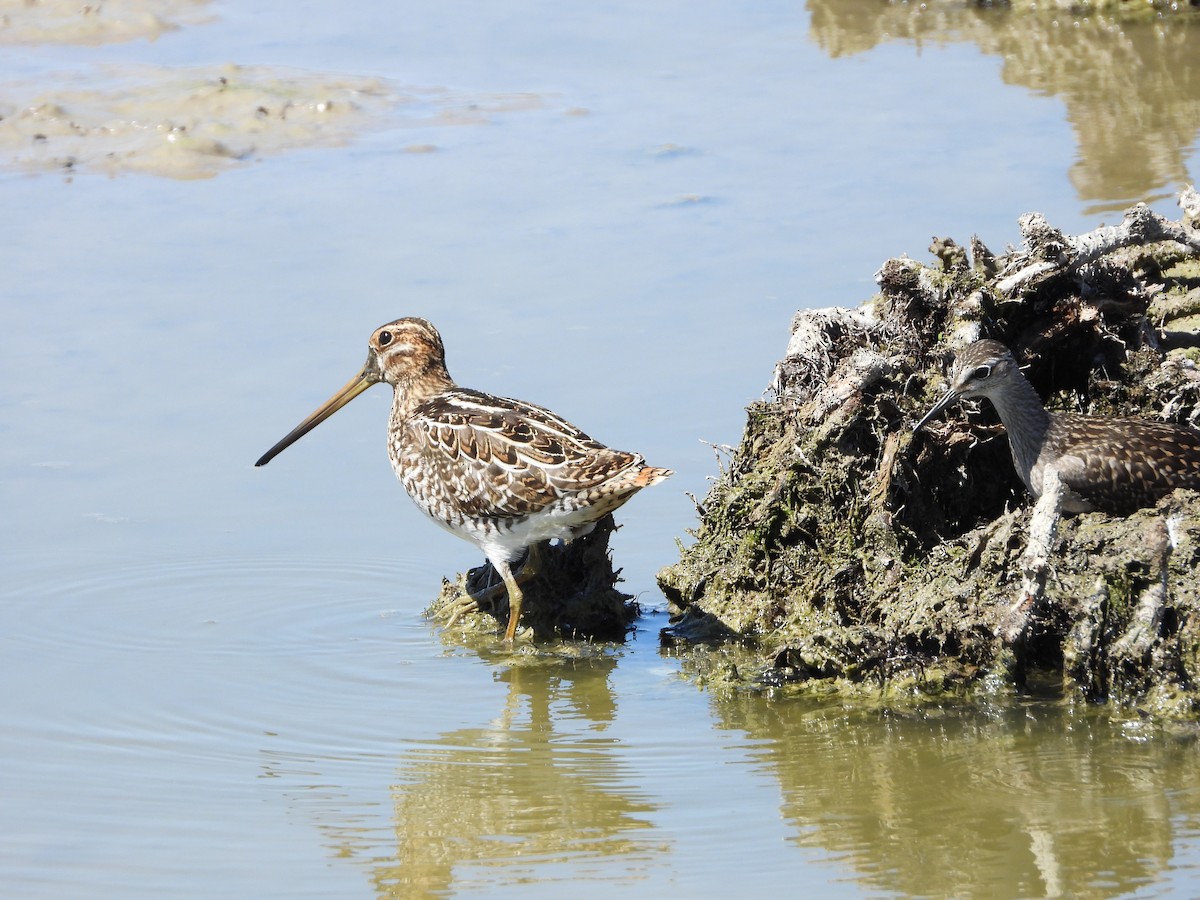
[408,389,642,519]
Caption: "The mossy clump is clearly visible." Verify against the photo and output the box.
[428,514,639,643]
[659,194,1200,716]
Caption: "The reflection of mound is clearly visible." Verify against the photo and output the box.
[0,64,548,179]
[807,0,1200,212]
[712,696,1197,899]
[0,0,213,46]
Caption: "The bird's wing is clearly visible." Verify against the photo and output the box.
[406,389,643,519]
[1055,420,1200,511]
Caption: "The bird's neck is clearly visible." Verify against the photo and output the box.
[988,375,1052,489]
[390,367,456,421]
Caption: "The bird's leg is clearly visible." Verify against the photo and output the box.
[464,544,541,605]
[1000,467,1065,646]
[447,545,544,637]
[497,545,547,640]
[496,557,525,642]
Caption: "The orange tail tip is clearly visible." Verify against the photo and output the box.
[635,465,674,487]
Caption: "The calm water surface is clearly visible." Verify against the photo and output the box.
[3,1,1200,897]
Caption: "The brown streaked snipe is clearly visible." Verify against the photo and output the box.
[255,317,672,641]
[914,339,1200,513]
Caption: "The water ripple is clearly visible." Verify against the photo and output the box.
[1,554,428,654]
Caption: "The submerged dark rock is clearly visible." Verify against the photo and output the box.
[659,189,1200,716]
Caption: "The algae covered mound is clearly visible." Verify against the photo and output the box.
[658,190,1200,714]
[428,514,639,643]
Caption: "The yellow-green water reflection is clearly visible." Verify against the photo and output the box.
[809,0,1200,214]
[295,636,1200,898]
[371,652,665,897]
[716,695,1200,897]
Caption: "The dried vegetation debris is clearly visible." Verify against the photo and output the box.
[659,188,1200,715]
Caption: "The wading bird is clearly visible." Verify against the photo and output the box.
[915,339,1200,513]
[256,317,672,640]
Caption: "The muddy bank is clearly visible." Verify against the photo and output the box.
[0,65,398,179]
[0,1,560,179]
[658,189,1200,716]
[0,0,212,46]
[0,63,550,179]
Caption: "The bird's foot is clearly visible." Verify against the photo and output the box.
[446,545,545,636]
[444,581,502,628]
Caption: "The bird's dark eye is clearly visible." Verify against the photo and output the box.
[379,331,393,347]
[972,365,991,380]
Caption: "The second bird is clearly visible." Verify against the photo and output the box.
[915,339,1200,513]
[256,317,672,641]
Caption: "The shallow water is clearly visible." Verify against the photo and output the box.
[3,1,1200,897]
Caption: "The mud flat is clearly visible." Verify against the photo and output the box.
[0,0,213,46]
[0,62,550,179]
[658,189,1200,717]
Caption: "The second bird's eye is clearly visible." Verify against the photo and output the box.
[379,331,393,346]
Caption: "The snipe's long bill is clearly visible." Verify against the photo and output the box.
[255,317,672,641]
[255,370,375,468]
[915,339,1200,513]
